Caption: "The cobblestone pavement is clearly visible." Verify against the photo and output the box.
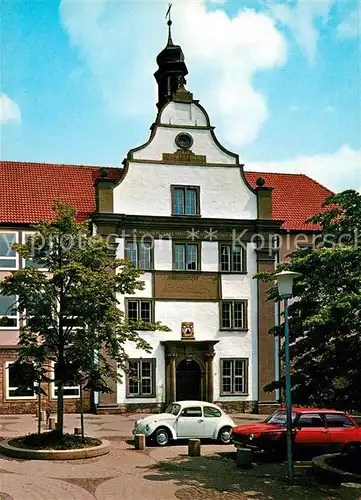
[0,413,340,500]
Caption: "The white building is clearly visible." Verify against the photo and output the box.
[93,22,281,414]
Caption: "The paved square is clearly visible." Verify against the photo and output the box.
[0,413,339,500]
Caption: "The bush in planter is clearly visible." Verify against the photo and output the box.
[10,431,101,450]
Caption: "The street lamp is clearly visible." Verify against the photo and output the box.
[274,270,302,484]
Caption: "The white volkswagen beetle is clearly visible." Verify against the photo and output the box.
[132,400,235,446]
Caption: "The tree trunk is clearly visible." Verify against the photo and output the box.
[57,382,64,437]
[80,381,84,439]
[37,379,41,434]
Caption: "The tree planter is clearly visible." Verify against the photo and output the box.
[0,437,110,460]
[312,454,361,485]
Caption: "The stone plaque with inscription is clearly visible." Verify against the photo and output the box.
[154,272,219,300]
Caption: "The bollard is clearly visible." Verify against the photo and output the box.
[134,434,146,450]
[48,417,56,430]
[188,439,201,457]
[340,483,361,500]
[74,427,81,436]
[236,448,253,469]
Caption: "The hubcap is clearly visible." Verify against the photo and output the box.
[157,432,168,444]
[221,430,231,442]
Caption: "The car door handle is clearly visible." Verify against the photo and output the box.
[198,419,204,423]
[322,430,328,433]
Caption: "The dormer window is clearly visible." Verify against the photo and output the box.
[171,185,200,216]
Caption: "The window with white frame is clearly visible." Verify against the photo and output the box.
[22,232,47,269]
[0,232,18,269]
[127,359,156,397]
[220,300,248,330]
[220,244,247,272]
[0,295,18,328]
[6,361,38,399]
[52,362,80,398]
[124,240,152,270]
[220,358,248,395]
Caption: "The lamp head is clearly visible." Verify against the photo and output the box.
[274,270,302,298]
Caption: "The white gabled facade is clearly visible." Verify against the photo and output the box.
[94,25,279,414]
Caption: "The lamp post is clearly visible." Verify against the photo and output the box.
[274,270,302,485]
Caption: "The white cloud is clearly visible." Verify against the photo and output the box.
[337,1,361,39]
[59,0,287,148]
[265,0,334,63]
[0,94,21,124]
[245,145,361,192]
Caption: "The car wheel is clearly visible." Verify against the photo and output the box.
[218,426,232,444]
[153,427,170,446]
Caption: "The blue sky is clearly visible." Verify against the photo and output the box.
[1,0,360,192]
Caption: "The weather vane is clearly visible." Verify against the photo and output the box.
[165,3,173,44]
[166,3,172,23]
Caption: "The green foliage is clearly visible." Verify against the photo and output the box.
[257,190,361,412]
[10,431,101,450]
[0,201,170,434]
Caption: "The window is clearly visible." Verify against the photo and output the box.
[220,359,248,395]
[127,359,156,397]
[266,410,297,426]
[0,232,18,269]
[22,232,46,269]
[220,244,247,273]
[325,413,354,428]
[0,295,18,328]
[126,299,153,323]
[124,241,152,270]
[172,186,200,216]
[173,243,199,271]
[204,406,222,418]
[220,300,247,329]
[180,407,202,417]
[297,414,324,428]
[6,362,37,399]
[52,362,80,398]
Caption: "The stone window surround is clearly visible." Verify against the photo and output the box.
[124,238,154,271]
[220,358,249,396]
[126,358,156,398]
[170,185,201,217]
[219,242,247,273]
[4,360,38,400]
[219,299,248,331]
[124,298,155,324]
[172,241,201,271]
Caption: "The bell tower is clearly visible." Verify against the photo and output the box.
[154,7,190,109]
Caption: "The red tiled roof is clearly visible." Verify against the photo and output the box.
[0,161,332,231]
[0,161,123,224]
[245,171,333,230]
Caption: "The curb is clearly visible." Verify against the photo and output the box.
[0,437,110,460]
[312,453,361,485]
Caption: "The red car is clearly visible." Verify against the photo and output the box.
[231,408,361,457]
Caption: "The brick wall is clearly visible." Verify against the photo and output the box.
[0,349,92,414]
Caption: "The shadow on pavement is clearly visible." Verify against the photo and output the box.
[139,452,341,500]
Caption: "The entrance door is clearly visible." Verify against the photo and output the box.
[176,360,201,401]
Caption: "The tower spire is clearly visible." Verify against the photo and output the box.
[155,4,191,109]
[166,3,173,45]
